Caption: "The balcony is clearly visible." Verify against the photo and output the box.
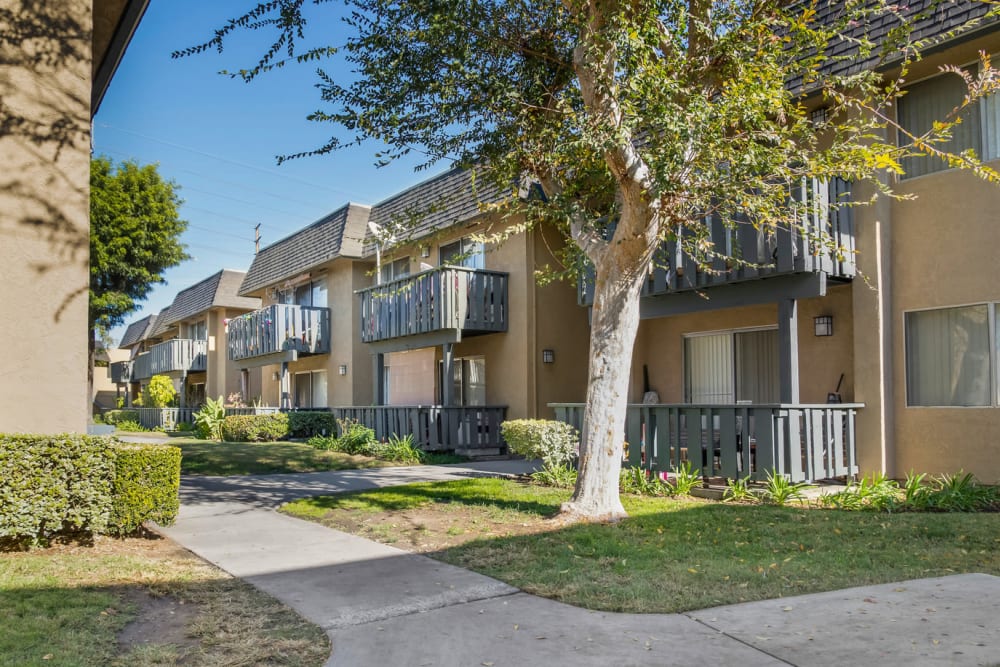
[358,266,508,349]
[228,304,331,364]
[130,339,208,381]
[551,402,861,483]
[110,360,131,384]
[579,177,854,312]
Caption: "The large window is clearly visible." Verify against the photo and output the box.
[684,328,779,404]
[380,256,410,283]
[898,70,1000,178]
[188,319,207,340]
[905,304,994,407]
[287,279,327,307]
[293,370,328,409]
[440,238,485,269]
[438,356,486,406]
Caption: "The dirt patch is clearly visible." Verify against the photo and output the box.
[116,588,199,656]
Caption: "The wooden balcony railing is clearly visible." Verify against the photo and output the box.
[330,405,507,453]
[579,177,854,306]
[551,402,861,483]
[227,304,331,362]
[149,339,207,376]
[110,360,131,384]
[131,351,151,381]
[357,266,508,344]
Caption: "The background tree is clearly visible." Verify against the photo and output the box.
[89,156,189,409]
[180,0,1000,521]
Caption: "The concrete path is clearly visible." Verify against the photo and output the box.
[159,464,1000,666]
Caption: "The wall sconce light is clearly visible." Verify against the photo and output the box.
[272,371,280,381]
[420,245,431,258]
[542,349,555,364]
[814,315,833,337]
[339,364,348,376]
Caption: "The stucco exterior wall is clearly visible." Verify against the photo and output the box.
[0,1,92,433]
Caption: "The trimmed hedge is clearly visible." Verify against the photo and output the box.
[287,411,335,438]
[0,434,180,544]
[221,413,289,442]
[500,419,578,469]
[103,409,140,426]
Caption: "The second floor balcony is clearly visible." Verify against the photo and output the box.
[228,303,331,364]
[130,339,208,381]
[110,360,131,384]
[357,266,508,347]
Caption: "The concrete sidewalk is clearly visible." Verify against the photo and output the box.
[159,464,1000,666]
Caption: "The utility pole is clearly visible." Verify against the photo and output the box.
[254,223,261,254]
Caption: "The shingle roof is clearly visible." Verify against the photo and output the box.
[163,269,260,325]
[118,315,153,349]
[148,308,175,339]
[791,0,998,92]
[365,166,510,255]
[239,203,372,296]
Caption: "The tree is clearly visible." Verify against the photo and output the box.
[89,157,189,408]
[181,1,1000,521]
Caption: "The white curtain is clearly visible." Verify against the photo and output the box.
[906,305,991,406]
[735,329,780,403]
[685,334,734,403]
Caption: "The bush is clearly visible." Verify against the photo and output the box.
[194,395,226,440]
[0,434,180,544]
[370,434,425,464]
[114,419,148,432]
[288,411,335,438]
[146,375,177,408]
[334,418,377,454]
[221,413,289,442]
[103,409,140,426]
[108,443,181,535]
[501,419,578,468]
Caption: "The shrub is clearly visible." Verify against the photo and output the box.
[723,476,756,503]
[221,413,289,442]
[146,375,177,408]
[664,461,702,496]
[194,395,226,440]
[500,419,578,469]
[370,433,425,464]
[107,443,181,535]
[762,470,810,506]
[619,467,670,496]
[103,409,140,426]
[335,418,377,455]
[114,419,148,432]
[288,411,335,438]
[0,434,180,544]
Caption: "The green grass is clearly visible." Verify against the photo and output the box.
[282,478,1000,613]
[0,538,328,666]
[168,438,396,476]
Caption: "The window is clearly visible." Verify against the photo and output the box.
[188,320,207,340]
[440,238,485,269]
[288,279,326,307]
[438,356,486,405]
[684,328,779,404]
[293,370,328,408]
[380,257,410,283]
[898,69,1000,178]
[905,304,994,407]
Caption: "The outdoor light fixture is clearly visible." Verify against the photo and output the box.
[339,364,348,376]
[814,315,833,337]
[542,349,555,364]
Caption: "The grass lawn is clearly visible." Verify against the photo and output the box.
[0,534,328,667]
[166,438,397,476]
[282,477,1000,614]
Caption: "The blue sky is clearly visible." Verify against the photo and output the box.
[95,0,437,344]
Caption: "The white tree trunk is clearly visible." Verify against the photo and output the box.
[561,238,648,522]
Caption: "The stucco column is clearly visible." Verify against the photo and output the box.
[778,298,800,404]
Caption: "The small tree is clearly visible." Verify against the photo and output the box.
[89,157,188,407]
[145,375,178,409]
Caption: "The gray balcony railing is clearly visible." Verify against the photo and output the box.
[358,266,508,344]
[551,402,861,483]
[131,351,152,381]
[110,360,131,384]
[228,304,331,362]
[330,405,507,452]
[579,177,854,306]
[129,339,206,381]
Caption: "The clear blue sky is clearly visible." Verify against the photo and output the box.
[95,0,437,345]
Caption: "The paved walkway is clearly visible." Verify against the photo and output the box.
[159,463,1000,666]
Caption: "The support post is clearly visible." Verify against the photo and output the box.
[280,362,291,410]
[240,369,249,402]
[373,353,385,405]
[778,298,800,403]
[179,373,187,408]
[442,343,455,406]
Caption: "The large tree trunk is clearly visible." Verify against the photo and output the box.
[561,232,649,522]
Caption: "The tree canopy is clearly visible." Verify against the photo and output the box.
[180,0,1000,520]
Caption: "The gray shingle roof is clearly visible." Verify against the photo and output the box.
[792,0,998,92]
[118,315,154,349]
[365,167,510,255]
[239,203,372,296]
[163,269,260,325]
[148,308,175,339]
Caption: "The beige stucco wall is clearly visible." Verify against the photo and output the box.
[887,164,1000,483]
[0,1,93,433]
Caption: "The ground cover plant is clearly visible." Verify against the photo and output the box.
[0,534,328,666]
[282,477,1000,614]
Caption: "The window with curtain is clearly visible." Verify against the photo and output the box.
[380,257,410,283]
[905,305,993,407]
[684,329,779,404]
[898,69,1000,178]
[440,238,485,269]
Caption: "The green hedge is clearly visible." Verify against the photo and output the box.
[221,413,289,442]
[287,411,335,438]
[0,433,180,544]
[103,410,140,426]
